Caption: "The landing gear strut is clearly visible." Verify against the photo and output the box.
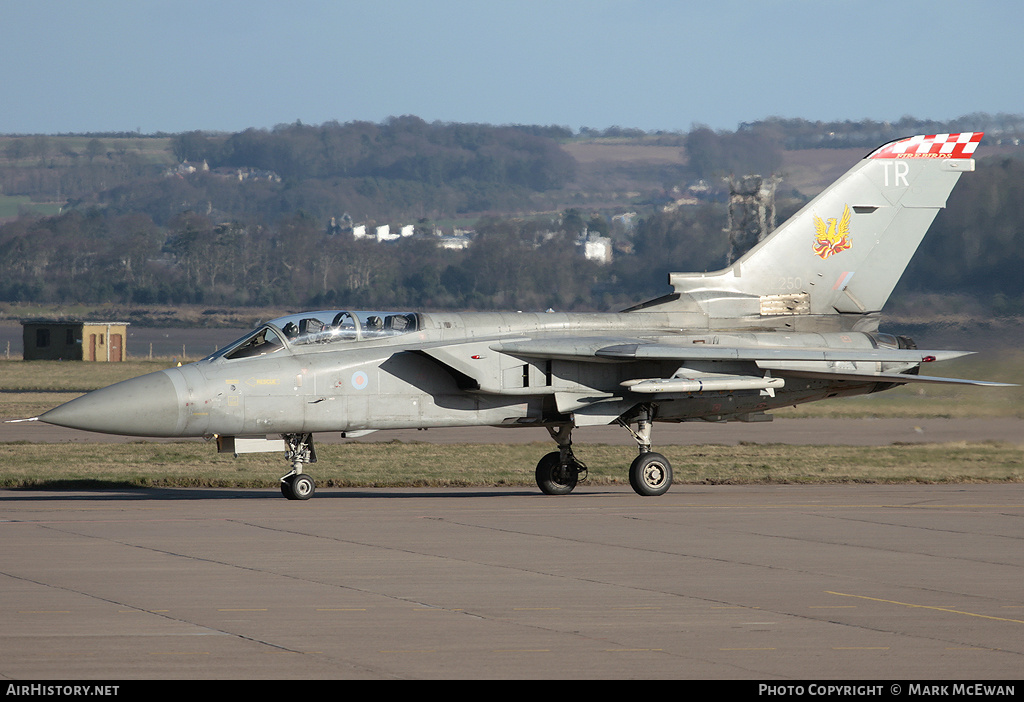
[534,409,674,497]
[618,406,673,497]
[280,433,317,500]
[535,425,587,495]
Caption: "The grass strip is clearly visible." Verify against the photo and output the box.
[1,440,1021,491]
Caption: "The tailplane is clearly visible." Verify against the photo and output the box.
[654,132,982,322]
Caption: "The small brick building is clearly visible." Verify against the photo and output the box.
[21,321,129,361]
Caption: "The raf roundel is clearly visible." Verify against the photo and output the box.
[351,371,369,391]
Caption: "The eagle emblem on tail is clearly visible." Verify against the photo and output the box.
[812,205,852,259]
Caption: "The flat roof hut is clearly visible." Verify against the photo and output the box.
[21,321,129,361]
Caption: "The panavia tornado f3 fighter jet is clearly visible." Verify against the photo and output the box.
[35,132,1011,499]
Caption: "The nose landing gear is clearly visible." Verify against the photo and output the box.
[280,433,317,500]
[281,472,315,500]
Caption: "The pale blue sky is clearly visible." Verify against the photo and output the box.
[2,0,1022,135]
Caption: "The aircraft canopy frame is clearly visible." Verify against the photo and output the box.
[207,310,420,361]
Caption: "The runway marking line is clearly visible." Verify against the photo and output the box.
[317,608,367,611]
[217,608,267,612]
[827,591,1024,625]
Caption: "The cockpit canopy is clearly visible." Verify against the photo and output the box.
[208,310,419,361]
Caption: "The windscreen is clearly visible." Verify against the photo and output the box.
[218,327,285,360]
[205,310,419,361]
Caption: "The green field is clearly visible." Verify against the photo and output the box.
[2,440,1021,490]
[0,195,63,218]
[1,356,1021,490]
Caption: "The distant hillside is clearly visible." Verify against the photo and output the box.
[4,114,1022,224]
[2,115,1023,314]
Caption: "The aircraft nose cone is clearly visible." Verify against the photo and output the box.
[39,369,183,436]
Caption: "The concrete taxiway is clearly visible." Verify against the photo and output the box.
[2,483,1022,679]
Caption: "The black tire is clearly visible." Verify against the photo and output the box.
[282,473,315,500]
[629,452,672,496]
[535,451,578,495]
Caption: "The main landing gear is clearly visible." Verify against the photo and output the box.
[617,408,673,497]
[535,407,673,497]
[535,425,588,495]
[280,433,317,500]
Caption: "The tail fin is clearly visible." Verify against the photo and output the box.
[663,132,982,320]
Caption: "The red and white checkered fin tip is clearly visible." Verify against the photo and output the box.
[868,132,983,159]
